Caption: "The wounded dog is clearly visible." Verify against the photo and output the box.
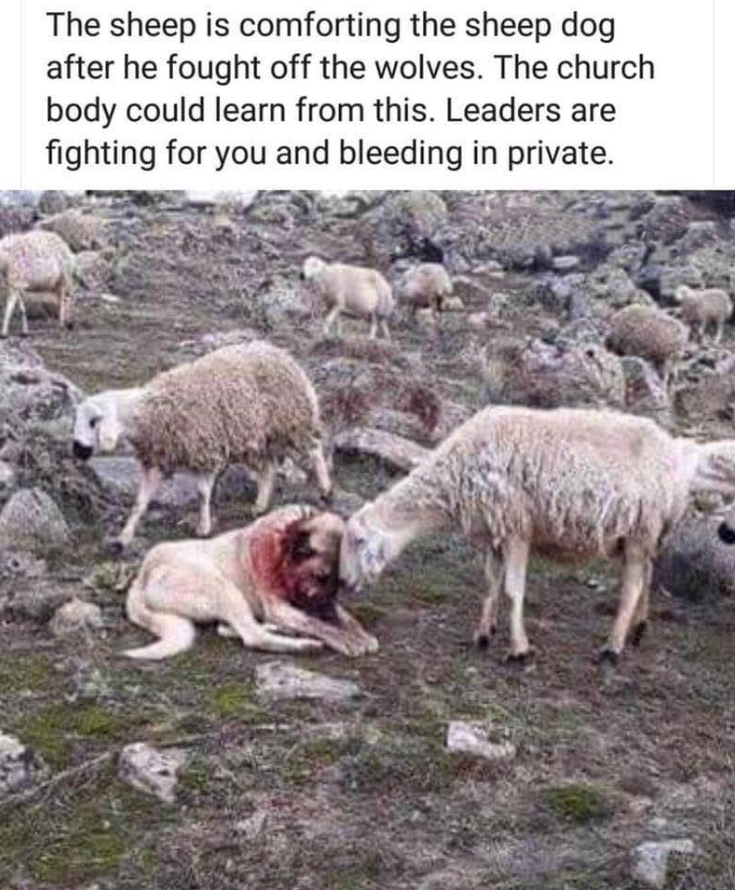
[123,505,378,660]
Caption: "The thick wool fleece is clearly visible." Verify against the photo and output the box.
[129,341,323,475]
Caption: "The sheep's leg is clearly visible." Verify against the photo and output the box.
[599,543,647,663]
[504,538,532,662]
[474,549,504,649]
[115,466,163,551]
[57,280,72,329]
[2,289,20,338]
[714,321,724,345]
[196,472,218,537]
[369,315,378,339]
[380,318,391,340]
[308,443,333,503]
[630,560,653,647]
[18,292,28,337]
[252,464,276,516]
[324,306,341,339]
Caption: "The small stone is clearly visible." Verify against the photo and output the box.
[0,461,15,493]
[631,839,696,888]
[49,599,103,638]
[235,811,268,839]
[553,255,581,272]
[255,662,361,702]
[446,721,516,762]
[119,742,187,804]
[468,312,490,330]
[443,296,465,312]
[0,731,47,797]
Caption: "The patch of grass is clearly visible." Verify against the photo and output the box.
[0,653,56,692]
[207,682,268,722]
[540,783,613,825]
[13,704,136,768]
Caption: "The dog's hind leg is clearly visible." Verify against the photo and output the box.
[123,613,197,660]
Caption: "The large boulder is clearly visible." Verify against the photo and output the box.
[484,339,625,411]
[654,514,735,601]
[0,488,70,554]
[37,209,106,252]
[0,342,82,441]
[358,191,448,265]
[0,732,47,798]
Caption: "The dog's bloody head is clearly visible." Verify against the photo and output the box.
[249,512,346,621]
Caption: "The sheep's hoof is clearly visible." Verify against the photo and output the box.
[505,648,535,666]
[105,537,127,558]
[473,627,497,651]
[596,648,621,667]
[630,622,648,648]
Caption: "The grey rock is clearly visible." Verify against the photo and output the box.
[446,721,516,762]
[630,839,695,888]
[654,515,735,601]
[0,579,71,622]
[256,662,361,702]
[119,742,187,804]
[0,489,70,553]
[622,357,673,426]
[0,731,47,797]
[552,255,581,272]
[49,599,104,638]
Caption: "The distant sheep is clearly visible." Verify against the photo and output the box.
[339,406,735,664]
[302,257,394,340]
[73,341,332,550]
[38,209,106,253]
[401,263,453,317]
[675,284,733,344]
[606,304,688,387]
[0,230,75,337]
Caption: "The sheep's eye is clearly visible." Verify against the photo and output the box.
[90,418,100,429]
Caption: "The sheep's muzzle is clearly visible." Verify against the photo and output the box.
[718,521,735,546]
[73,441,93,461]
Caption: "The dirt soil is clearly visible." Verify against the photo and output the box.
[1,192,734,890]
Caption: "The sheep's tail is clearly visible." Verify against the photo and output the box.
[122,575,196,660]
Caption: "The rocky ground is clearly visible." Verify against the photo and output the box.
[0,189,734,889]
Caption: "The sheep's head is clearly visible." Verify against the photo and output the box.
[301,256,327,281]
[72,394,123,460]
[675,285,694,304]
[339,505,393,594]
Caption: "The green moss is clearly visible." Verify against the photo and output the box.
[13,704,132,768]
[208,682,266,721]
[540,783,613,825]
[0,653,56,692]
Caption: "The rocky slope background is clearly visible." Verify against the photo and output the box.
[0,189,734,890]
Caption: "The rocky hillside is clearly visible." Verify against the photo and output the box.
[0,189,734,890]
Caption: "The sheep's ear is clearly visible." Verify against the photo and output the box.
[98,414,122,452]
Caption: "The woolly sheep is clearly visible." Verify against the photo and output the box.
[72,341,332,550]
[0,230,75,337]
[339,406,735,663]
[605,304,688,387]
[675,284,733,344]
[401,263,453,317]
[302,257,394,340]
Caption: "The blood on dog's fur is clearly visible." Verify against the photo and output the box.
[248,517,341,621]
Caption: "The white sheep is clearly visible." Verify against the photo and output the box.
[401,263,453,318]
[302,256,394,340]
[72,341,332,551]
[675,284,733,344]
[125,505,377,659]
[0,230,75,337]
[605,304,689,387]
[339,406,735,664]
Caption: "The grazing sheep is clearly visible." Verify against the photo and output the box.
[302,257,394,340]
[675,284,733,344]
[72,342,332,550]
[124,505,377,660]
[401,263,453,317]
[0,230,75,337]
[38,209,106,253]
[605,304,689,387]
[339,406,735,663]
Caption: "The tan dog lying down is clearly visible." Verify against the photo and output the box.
[124,505,378,660]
